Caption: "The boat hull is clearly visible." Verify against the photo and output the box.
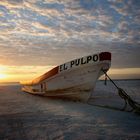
[21,52,111,101]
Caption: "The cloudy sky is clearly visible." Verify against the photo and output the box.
[0,0,140,82]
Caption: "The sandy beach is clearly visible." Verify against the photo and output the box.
[0,80,140,140]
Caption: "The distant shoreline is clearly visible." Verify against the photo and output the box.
[0,82,19,85]
[0,79,140,85]
[99,79,140,81]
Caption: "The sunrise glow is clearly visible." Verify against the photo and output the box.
[0,65,53,83]
[0,1,140,82]
[0,66,7,81]
[0,65,139,83]
[0,73,7,79]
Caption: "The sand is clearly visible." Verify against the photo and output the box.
[0,80,140,140]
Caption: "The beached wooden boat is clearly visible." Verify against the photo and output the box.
[20,52,111,101]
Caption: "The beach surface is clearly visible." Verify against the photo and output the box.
[0,80,140,140]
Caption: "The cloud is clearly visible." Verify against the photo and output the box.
[109,0,140,17]
[0,0,139,69]
[0,0,24,9]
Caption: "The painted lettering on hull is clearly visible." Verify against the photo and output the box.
[59,54,99,72]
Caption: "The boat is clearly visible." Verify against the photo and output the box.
[20,52,111,101]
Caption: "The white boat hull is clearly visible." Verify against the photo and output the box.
[21,52,111,101]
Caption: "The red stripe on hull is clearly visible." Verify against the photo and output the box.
[99,52,111,61]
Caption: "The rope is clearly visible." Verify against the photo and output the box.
[102,69,140,114]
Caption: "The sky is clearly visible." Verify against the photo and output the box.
[0,0,140,82]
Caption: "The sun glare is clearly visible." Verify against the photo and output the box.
[0,73,7,79]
